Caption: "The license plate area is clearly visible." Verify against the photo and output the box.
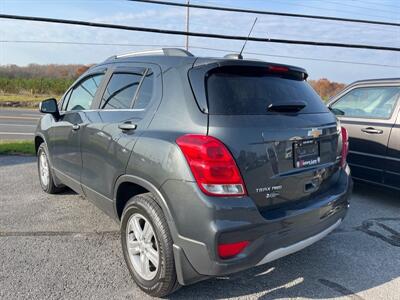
[293,139,320,168]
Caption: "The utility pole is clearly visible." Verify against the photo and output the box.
[185,0,190,50]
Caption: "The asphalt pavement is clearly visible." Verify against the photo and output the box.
[0,155,399,299]
[0,108,41,140]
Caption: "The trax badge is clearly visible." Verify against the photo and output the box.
[256,185,282,199]
[308,128,322,138]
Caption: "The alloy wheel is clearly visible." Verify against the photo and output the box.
[39,151,49,188]
[126,213,159,281]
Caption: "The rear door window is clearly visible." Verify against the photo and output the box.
[101,70,144,109]
[331,86,400,119]
[205,66,327,115]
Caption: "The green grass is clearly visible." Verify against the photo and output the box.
[0,140,35,155]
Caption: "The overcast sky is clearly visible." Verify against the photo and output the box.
[0,0,399,82]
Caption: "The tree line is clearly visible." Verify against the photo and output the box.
[0,64,90,79]
[309,78,346,101]
[0,64,90,95]
[0,64,346,99]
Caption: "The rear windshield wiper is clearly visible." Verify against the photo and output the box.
[267,101,306,113]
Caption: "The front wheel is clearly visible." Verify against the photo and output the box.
[37,143,63,194]
[121,193,180,297]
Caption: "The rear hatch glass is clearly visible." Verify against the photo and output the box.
[206,65,328,115]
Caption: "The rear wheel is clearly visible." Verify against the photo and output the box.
[121,193,180,297]
[37,143,63,194]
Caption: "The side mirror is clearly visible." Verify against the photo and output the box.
[328,106,345,116]
[39,98,60,119]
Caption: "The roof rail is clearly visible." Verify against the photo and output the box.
[106,48,194,61]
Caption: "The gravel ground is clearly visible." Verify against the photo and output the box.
[0,155,399,300]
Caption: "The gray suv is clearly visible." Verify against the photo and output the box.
[35,48,352,297]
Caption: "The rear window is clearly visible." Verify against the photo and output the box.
[206,66,327,115]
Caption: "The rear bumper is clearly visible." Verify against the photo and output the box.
[161,166,352,285]
[256,218,342,266]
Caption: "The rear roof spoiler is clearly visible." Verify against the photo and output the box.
[192,58,308,79]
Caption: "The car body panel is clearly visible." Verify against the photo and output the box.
[50,111,87,193]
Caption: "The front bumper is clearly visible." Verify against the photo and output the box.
[161,166,352,285]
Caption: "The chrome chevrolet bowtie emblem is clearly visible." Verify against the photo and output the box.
[308,128,322,138]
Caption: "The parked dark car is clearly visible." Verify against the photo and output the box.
[328,78,400,190]
[35,48,352,297]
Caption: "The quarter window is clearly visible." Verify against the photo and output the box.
[332,86,400,119]
[101,71,144,109]
[66,74,104,111]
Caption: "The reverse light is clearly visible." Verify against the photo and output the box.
[176,134,246,196]
[340,126,349,168]
[218,241,250,259]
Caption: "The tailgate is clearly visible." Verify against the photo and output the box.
[208,113,340,211]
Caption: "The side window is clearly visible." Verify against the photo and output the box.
[101,71,144,109]
[66,74,104,111]
[332,86,400,119]
[134,70,154,110]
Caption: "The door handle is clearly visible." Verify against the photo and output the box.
[118,121,137,132]
[361,127,383,134]
[72,124,80,131]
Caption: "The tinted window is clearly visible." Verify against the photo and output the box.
[206,66,326,115]
[332,86,400,119]
[134,70,154,109]
[101,72,143,109]
[66,74,104,111]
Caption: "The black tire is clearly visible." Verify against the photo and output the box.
[37,143,63,194]
[121,193,181,297]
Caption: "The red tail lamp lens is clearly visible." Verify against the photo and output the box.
[176,134,246,196]
[340,126,349,168]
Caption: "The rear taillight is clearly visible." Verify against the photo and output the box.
[340,126,349,168]
[218,241,249,259]
[176,134,246,196]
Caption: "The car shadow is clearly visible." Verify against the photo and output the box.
[57,187,77,195]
